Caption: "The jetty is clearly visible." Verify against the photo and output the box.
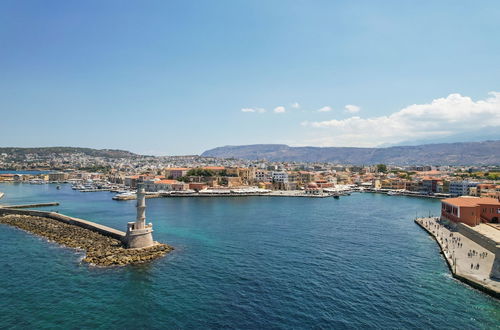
[0,202,59,209]
[415,217,500,299]
[0,184,173,266]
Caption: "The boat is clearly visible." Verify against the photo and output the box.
[112,192,136,200]
[56,185,61,190]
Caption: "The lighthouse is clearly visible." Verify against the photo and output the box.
[125,183,155,248]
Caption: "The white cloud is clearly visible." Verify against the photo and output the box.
[241,107,266,113]
[317,106,332,112]
[291,102,300,109]
[274,106,286,113]
[345,104,360,113]
[302,92,500,147]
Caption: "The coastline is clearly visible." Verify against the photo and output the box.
[415,217,499,299]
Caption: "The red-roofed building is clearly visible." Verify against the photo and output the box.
[441,197,500,226]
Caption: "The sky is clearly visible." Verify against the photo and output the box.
[1,0,499,155]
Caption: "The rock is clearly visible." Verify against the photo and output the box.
[0,214,174,267]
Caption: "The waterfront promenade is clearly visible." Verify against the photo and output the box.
[415,217,499,298]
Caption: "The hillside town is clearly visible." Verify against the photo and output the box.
[1,150,499,199]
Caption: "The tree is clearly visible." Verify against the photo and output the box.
[376,164,387,173]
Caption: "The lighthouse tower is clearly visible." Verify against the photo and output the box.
[125,184,154,248]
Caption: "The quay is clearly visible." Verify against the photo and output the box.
[113,190,346,200]
[415,217,500,298]
[363,189,448,199]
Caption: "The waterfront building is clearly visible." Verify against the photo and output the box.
[441,196,500,226]
[422,177,443,193]
[298,171,315,184]
[164,167,189,179]
[449,180,479,197]
[272,171,289,190]
[188,183,208,191]
[48,172,68,182]
[305,182,323,195]
[0,174,15,182]
[143,179,187,192]
[315,180,334,188]
[475,184,500,198]
[255,170,271,182]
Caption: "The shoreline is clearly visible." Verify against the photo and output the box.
[0,213,173,266]
[415,217,499,299]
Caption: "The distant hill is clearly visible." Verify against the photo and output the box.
[0,147,137,158]
[201,141,500,165]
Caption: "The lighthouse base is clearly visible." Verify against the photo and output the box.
[125,222,155,249]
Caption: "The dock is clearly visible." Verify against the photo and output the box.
[415,217,499,299]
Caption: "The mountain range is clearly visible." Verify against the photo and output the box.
[201,140,500,165]
[0,147,137,159]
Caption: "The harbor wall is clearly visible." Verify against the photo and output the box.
[0,208,126,241]
[414,218,499,299]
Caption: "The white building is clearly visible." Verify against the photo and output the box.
[449,181,479,197]
[271,171,289,184]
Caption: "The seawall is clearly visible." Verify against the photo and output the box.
[415,217,499,299]
[0,208,126,242]
[1,202,60,209]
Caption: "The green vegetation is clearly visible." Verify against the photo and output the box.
[79,165,112,173]
[453,171,500,180]
[187,168,215,177]
[376,164,387,173]
[176,176,190,183]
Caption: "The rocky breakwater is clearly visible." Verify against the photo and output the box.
[0,214,174,266]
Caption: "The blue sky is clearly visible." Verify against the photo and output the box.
[1,1,499,155]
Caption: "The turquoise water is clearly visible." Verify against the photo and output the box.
[0,183,499,329]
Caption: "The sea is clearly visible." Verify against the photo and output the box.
[0,183,499,329]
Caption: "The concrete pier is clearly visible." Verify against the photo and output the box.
[415,217,500,299]
[0,202,60,209]
[0,207,126,241]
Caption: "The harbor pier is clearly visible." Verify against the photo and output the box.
[0,185,172,266]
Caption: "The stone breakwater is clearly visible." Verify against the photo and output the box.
[0,214,173,266]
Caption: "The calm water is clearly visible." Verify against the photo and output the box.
[0,183,499,329]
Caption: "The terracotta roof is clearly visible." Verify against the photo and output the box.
[165,168,190,171]
[442,197,500,207]
[202,166,225,170]
[156,179,180,184]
